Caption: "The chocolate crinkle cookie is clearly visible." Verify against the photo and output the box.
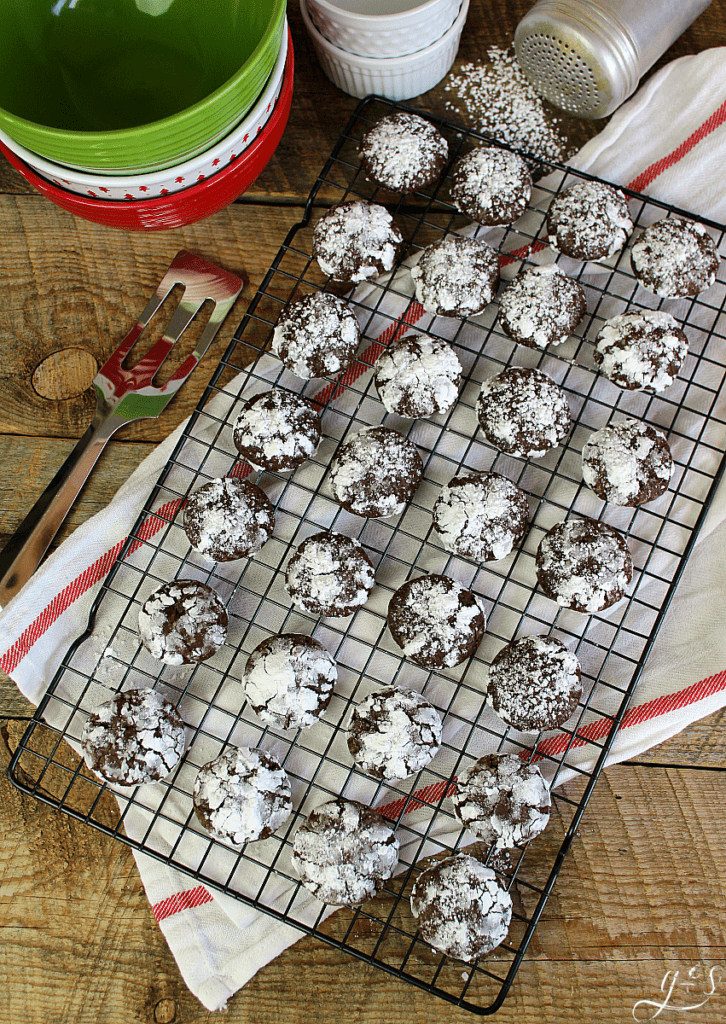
[292,798,400,906]
[630,217,719,297]
[374,334,462,418]
[410,235,500,317]
[477,366,571,458]
[193,746,292,846]
[184,477,274,562]
[242,633,337,731]
[272,292,361,379]
[138,579,228,664]
[433,471,529,562]
[285,530,375,617]
[452,753,552,848]
[81,687,186,787]
[593,310,688,392]
[388,574,487,669]
[487,635,582,732]
[450,146,532,226]
[359,112,448,193]
[347,686,443,782]
[312,200,405,283]
[498,264,586,349]
[233,389,322,472]
[536,518,633,613]
[410,854,512,961]
[329,426,423,518]
[546,181,632,261]
[582,418,673,507]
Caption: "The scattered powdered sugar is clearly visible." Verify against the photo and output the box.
[594,310,688,392]
[547,181,632,262]
[631,217,719,297]
[477,366,571,458]
[433,471,529,562]
[444,48,569,163]
[582,418,673,506]
[498,264,586,349]
[81,687,186,786]
[450,147,532,225]
[312,201,403,283]
[272,292,360,379]
[347,686,443,782]
[285,532,375,616]
[184,478,274,561]
[138,580,228,665]
[389,575,487,668]
[193,746,292,846]
[487,635,582,733]
[329,426,423,518]
[292,798,400,906]
[359,112,448,193]
[452,753,551,848]
[243,633,337,731]
[410,236,499,317]
[233,389,321,472]
[410,854,512,961]
[536,519,633,613]
[374,334,462,418]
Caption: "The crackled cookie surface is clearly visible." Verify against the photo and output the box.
[359,112,448,193]
[487,635,582,732]
[138,579,228,664]
[388,574,487,669]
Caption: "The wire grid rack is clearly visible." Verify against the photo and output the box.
[9,96,726,1014]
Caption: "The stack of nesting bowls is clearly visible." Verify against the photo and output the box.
[301,0,468,100]
[0,0,292,231]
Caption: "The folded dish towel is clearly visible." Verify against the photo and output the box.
[1,47,726,1012]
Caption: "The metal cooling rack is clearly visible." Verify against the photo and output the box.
[9,96,726,1015]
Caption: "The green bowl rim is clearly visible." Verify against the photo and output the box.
[0,0,286,148]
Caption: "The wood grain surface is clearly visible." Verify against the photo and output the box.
[1,0,726,1020]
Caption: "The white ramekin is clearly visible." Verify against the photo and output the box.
[0,24,288,201]
[306,0,461,58]
[300,0,468,100]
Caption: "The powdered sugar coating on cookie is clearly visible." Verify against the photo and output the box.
[498,264,586,349]
[184,478,275,562]
[410,854,512,961]
[388,574,487,669]
[285,531,375,617]
[359,112,449,193]
[593,310,688,392]
[138,579,228,665]
[374,334,462,418]
[452,753,551,847]
[233,389,322,473]
[193,746,292,846]
[347,686,443,781]
[487,635,582,732]
[329,426,423,518]
[312,201,404,283]
[243,633,337,731]
[547,181,632,261]
[630,217,719,297]
[433,471,529,562]
[477,366,571,458]
[582,418,673,507]
[410,235,500,317]
[81,687,186,787]
[272,292,361,379]
[536,518,633,613]
[292,798,399,906]
[450,146,532,226]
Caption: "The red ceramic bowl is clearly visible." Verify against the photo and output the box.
[0,29,294,231]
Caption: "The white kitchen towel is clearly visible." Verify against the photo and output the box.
[2,46,726,1011]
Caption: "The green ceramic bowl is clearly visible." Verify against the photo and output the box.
[0,0,286,173]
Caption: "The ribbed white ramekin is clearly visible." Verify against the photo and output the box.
[306,0,461,59]
[300,0,469,101]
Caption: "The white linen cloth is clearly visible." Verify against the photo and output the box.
[2,47,726,1010]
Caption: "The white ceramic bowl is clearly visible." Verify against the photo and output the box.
[301,0,468,100]
[0,23,288,201]
[306,0,461,58]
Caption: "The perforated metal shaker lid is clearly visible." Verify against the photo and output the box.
[515,0,712,119]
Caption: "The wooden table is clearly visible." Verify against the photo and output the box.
[2,3,726,1021]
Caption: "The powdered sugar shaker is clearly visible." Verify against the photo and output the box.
[514,0,712,118]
